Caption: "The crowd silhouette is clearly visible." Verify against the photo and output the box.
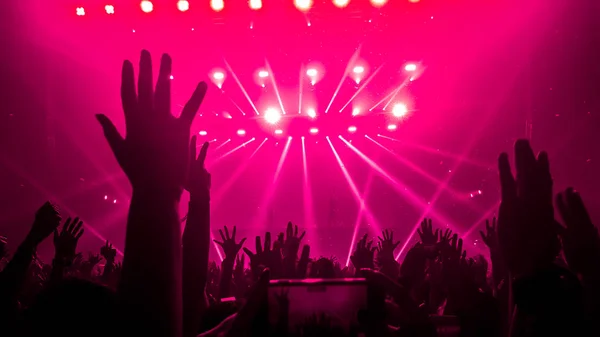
[1,51,598,337]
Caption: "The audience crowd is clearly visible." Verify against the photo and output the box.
[1,51,598,337]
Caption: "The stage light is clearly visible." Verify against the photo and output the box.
[140,1,153,13]
[199,131,208,136]
[370,0,388,7]
[76,7,86,16]
[409,0,420,2]
[392,103,408,117]
[294,0,313,12]
[258,70,269,78]
[213,71,225,80]
[275,129,283,135]
[169,75,174,80]
[249,0,262,10]
[333,0,350,8]
[352,107,360,116]
[307,108,317,119]
[348,126,357,132]
[237,129,246,136]
[211,0,224,12]
[387,124,397,130]
[264,108,282,124]
[306,68,318,77]
[404,63,417,72]
[309,128,319,134]
[105,5,115,14]
[353,66,365,74]
[177,0,189,12]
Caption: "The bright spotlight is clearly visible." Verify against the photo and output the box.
[370,0,388,7]
[211,0,224,11]
[177,0,189,12]
[213,71,225,80]
[387,124,397,130]
[409,0,420,2]
[237,129,246,136]
[352,66,365,74]
[249,0,262,10]
[140,1,153,13]
[333,0,350,8]
[348,126,357,133]
[199,130,208,136]
[275,129,283,135]
[352,107,360,116]
[105,5,115,14]
[258,70,269,78]
[404,63,417,72]
[392,103,408,117]
[294,0,313,12]
[309,128,319,134]
[76,7,86,16]
[307,108,317,119]
[264,108,282,124]
[306,68,318,77]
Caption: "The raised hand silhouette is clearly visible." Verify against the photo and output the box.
[417,218,438,245]
[53,217,84,261]
[214,226,246,260]
[96,50,207,194]
[26,201,62,246]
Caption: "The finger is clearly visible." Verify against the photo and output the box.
[457,238,463,253]
[485,219,490,232]
[255,236,262,254]
[189,136,197,167]
[434,229,439,237]
[294,225,299,237]
[180,81,207,126]
[224,226,230,240]
[514,139,536,189]
[155,53,172,114]
[219,229,226,242]
[138,50,153,113]
[121,60,137,117]
[243,247,254,258]
[417,229,423,238]
[213,240,224,247]
[479,231,487,244]
[73,220,84,236]
[96,114,125,157]
[390,230,394,241]
[238,238,247,247]
[377,236,384,243]
[366,240,373,250]
[198,142,209,167]
[232,226,237,241]
[286,222,293,238]
[62,218,72,233]
[75,229,84,240]
[498,152,516,200]
[298,231,306,241]
[556,192,572,226]
[265,232,271,252]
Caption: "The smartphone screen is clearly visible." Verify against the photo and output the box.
[268,278,368,332]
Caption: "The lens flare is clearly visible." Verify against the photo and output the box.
[140,1,153,13]
[264,108,282,124]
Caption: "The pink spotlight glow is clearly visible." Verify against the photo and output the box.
[76,7,86,16]
[307,108,316,118]
[404,63,417,72]
[333,0,350,8]
[274,129,283,135]
[105,5,115,14]
[198,130,208,136]
[392,103,408,117]
[213,71,225,80]
[258,70,269,78]
[352,66,365,74]
[294,0,313,11]
[211,0,224,11]
[387,124,397,130]
[352,107,360,116]
[264,108,282,124]
[249,0,262,10]
[370,0,388,7]
[348,126,357,133]
[177,0,189,12]
[309,128,319,134]
[306,68,318,77]
[104,195,108,200]
[237,129,246,136]
[140,1,153,13]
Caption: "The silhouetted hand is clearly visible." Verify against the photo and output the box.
[96,50,207,194]
[479,218,499,251]
[214,226,246,260]
[350,234,376,270]
[26,202,62,246]
[417,219,438,245]
[283,221,305,259]
[377,229,400,261]
[243,232,282,278]
[100,240,117,262]
[497,140,559,275]
[556,188,600,275]
[186,138,211,198]
[53,217,84,262]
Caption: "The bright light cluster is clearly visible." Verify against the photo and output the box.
[211,0,225,11]
[140,0,153,13]
[249,0,263,10]
[264,108,282,124]
[177,0,190,12]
